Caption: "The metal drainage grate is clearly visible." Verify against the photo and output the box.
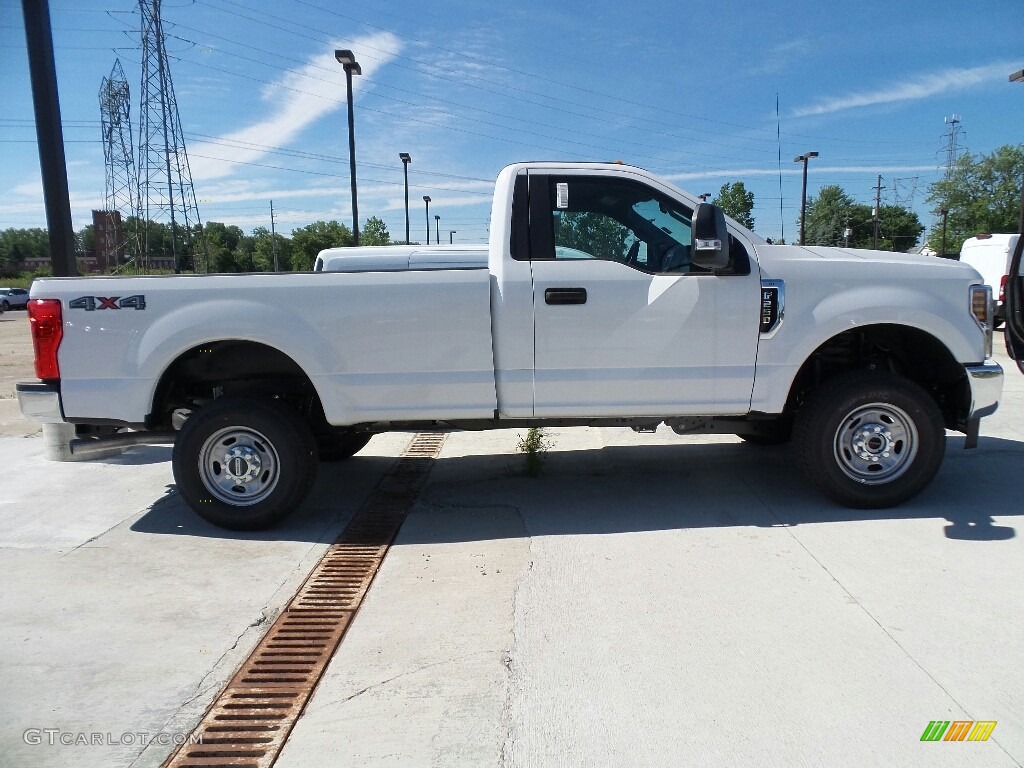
[163,432,447,768]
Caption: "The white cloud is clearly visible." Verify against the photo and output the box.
[792,62,1014,118]
[189,32,402,181]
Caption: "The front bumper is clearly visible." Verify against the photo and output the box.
[16,382,65,423]
[965,360,1003,420]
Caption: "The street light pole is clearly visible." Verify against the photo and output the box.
[794,151,818,246]
[434,214,440,246]
[449,230,456,244]
[422,196,431,244]
[399,152,411,244]
[335,50,361,246]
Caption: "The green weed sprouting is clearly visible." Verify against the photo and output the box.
[517,427,552,477]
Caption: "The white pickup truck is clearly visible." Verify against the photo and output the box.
[18,162,1003,529]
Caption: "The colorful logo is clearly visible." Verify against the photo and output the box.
[921,721,997,742]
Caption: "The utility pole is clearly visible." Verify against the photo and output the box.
[21,0,78,276]
[270,200,279,272]
[872,175,885,250]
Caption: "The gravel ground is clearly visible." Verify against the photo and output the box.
[0,311,37,438]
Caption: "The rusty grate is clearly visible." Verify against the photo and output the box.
[163,432,447,768]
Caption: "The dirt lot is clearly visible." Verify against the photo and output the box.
[0,311,39,437]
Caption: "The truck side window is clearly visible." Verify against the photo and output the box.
[547,177,698,275]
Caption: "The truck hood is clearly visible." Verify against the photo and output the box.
[754,243,982,281]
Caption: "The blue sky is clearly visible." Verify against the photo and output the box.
[1,0,1022,246]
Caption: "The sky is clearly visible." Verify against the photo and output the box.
[1,0,1022,247]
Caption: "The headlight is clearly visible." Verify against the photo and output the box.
[970,284,993,358]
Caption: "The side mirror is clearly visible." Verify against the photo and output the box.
[691,203,730,270]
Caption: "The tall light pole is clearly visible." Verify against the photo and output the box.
[794,151,818,246]
[449,230,456,244]
[399,152,411,244]
[434,214,440,246]
[335,50,361,246]
[422,196,431,244]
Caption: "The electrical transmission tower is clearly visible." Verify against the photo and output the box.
[99,59,140,269]
[138,0,205,273]
[942,115,965,179]
[891,177,920,209]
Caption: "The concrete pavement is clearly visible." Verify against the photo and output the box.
[1,346,1022,767]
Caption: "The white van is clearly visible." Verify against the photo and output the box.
[959,234,1020,326]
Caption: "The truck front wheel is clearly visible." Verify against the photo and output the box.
[172,398,318,530]
[793,372,945,508]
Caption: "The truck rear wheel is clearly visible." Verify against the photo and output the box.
[793,372,944,508]
[173,397,318,530]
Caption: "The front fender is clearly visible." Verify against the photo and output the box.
[751,284,983,414]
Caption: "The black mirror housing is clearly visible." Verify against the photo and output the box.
[692,203,730,270]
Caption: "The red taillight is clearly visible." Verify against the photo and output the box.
[27,299,63,380]
[1000,274,1008,304]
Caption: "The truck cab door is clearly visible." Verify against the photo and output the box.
[527,172,761,418]
[1004,234,1024,373]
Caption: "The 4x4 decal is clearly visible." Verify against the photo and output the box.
[69,295,147,311]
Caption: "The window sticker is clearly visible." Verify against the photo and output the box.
[556,182,569,209]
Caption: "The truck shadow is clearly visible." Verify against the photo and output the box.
[131,434,1021,543]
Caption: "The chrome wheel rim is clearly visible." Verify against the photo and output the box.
[198,426,280,506]
[833,402,918,485]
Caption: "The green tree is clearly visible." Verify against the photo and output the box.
[251,226,293,272]
[203,221,248,272]
[712,181,755,229]
[76,225,96,255]
[553,212,629,261]
[876,205,924,252]
[0,227,50,271]
[290,220,352,271]
[803,186,921,251]
[926,144,1024,253]
[804,186,858,247]
[361,216,391,246]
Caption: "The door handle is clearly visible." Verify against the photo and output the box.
[544,287,587,305]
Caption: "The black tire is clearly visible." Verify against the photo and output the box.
[172,397,318,530]
[793,371,945,508]
[1,300,9,311]
[317,433,372,462]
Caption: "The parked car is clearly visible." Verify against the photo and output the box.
[0,287,29,311]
